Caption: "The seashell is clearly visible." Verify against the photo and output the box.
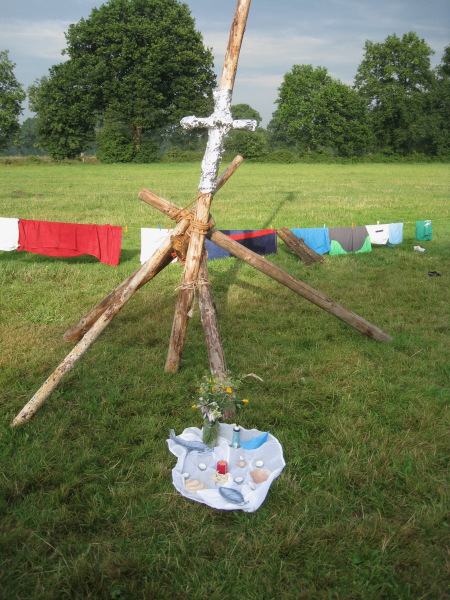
[250,468,271,484]
[198,463,207,471]
[219,487,248,506]
[182,472,189,479]
[248,481,256,490]
[235,476,244,485]
[185,479,208,494]
[255,460,264,468]
[237,458,247,468]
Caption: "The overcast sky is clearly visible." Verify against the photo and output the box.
[1,0,449,125]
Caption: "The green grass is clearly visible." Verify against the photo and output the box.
[0,162,449,599]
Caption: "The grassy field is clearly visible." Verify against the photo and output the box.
[0,162,449,599]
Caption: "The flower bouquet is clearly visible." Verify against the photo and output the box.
[192,375,249,447]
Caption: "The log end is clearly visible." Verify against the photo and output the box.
[63,329,84,343]
[164,360,180,374]
[11,409,34,427]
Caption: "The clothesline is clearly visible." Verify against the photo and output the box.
[0,216,436,266]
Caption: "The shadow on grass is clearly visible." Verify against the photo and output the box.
[0,247,140,265]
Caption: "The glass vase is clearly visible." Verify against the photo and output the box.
[203,420,220,447]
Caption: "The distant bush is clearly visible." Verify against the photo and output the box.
[260,149,299,163]
[160,147,204,163]
[133,139,158,164]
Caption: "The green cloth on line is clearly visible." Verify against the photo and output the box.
[415,220,432,241]
[330,236,372,256]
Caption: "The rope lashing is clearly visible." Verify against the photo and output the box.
[174,278,212,318]
[171,195,201,223]
[188,220,213,236]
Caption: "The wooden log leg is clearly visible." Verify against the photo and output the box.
[11,219,191,426]
[165,193,213,373]
[63,251,174,342]
[197,255,227,378]
[208,229,393,343]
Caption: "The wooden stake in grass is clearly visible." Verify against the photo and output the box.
[197,255,227,378]
[277,227,324,265]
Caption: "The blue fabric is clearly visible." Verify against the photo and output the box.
[291,228,331,254]
[240,431,269,450]
[205,239,231,260]
[205,230,277,261]
[388,223,404,245]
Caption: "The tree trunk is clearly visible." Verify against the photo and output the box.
[131,124,142,149]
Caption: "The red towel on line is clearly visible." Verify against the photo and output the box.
[18,219,122,266]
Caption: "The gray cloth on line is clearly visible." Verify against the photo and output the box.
[328,226,369,252]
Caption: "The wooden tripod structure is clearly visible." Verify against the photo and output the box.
[12,0,391,427]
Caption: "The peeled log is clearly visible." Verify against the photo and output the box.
[197,255,227,378]
[208,228,392,343]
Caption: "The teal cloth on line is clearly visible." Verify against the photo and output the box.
[415,220,432,241]
[330,236,372,256]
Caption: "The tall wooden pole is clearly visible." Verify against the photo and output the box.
[165,0,252,373]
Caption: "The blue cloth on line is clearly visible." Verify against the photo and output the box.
[291,228,331,254]
[205,229,277,261]
[388,223,403,245]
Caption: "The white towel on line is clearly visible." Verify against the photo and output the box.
[140,228,176,264]
[365,224,390,245]
[0,217,20,251]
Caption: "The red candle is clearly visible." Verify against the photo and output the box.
[217,460,228,474]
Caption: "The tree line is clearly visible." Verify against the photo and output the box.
[1,0,448,161]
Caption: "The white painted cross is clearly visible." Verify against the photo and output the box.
[181,87,257,194]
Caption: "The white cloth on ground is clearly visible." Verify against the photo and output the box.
[167,423,286,512]
[140,227,175,264]
[365,224,390,245]
[0,217,19,251]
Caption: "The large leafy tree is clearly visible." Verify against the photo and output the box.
[29,62,98,160]
[0,50,26,152]
[224,104,268,159]
[354,32,435,154]
[30,0,216,160]
[410,45,450,157]
[270,65,371,156]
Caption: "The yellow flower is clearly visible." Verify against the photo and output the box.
[242,399,249,403]
[211,387,215,392]
[226,387,232,393]
[199,387,204,392]
[192,404,199,409]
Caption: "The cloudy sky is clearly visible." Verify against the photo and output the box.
[1,0,449,125]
